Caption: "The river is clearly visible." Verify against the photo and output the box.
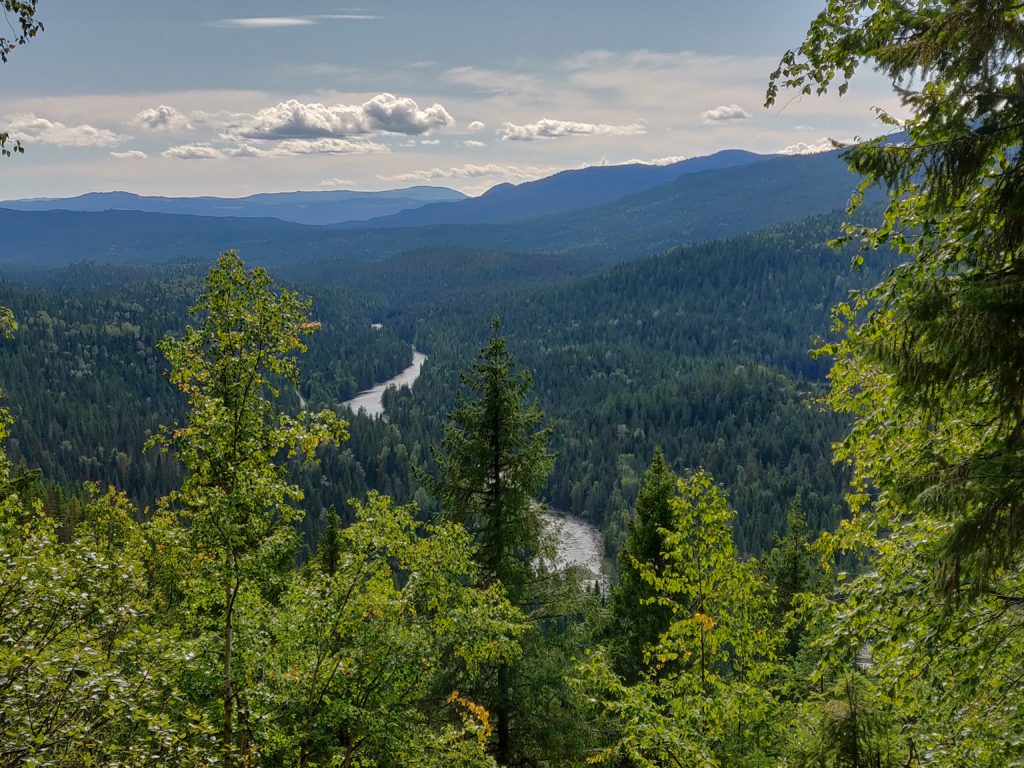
[542,510,607,586]
[343,347,607,584]
[343,350,428,418]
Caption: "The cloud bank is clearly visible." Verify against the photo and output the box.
[161,138,387,160]
[110,150,148,160]
[6,114,126,147]
[381,162,558,183]
[498,118,645,141]
[777,137,837,155]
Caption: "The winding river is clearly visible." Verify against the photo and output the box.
[343,347,607,584]
[343,350,428,418]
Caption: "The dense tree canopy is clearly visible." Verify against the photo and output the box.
[771,0,1024,587]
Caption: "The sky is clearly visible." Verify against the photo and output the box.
[1,1,903,199]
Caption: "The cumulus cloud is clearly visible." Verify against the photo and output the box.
[228,94,454,140]
[161,144,225,160]
[161,138,387,160]
[132,105,193,132]
[320,177,354,187]
[466,120,486,131]
[463,140,486,148]
[380,162,558,183]
[110,150,148,160]
[700,104,752,123]
[498,118,645,141]
[420,139,440,145]
[6,114,126,147]
[777,137,837,155]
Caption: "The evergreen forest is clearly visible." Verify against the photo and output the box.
[1,1,1022,766]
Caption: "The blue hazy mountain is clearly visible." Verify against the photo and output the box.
[0,187,467,226]
[0,148,866,270]
[351,149,768,228]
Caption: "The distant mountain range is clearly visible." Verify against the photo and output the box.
[0,148,871,271]
[348,149,768,228]
[0,187,467,226]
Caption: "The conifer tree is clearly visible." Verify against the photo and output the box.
[769,0,1024,588]
[762,492,819,658]
[607,447,678,682]
[421,317,553,766]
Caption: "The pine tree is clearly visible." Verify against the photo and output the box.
[421,317,553,766]
[762,492,819,657]
[607,447,678,682]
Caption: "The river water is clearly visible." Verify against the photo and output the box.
[343,350,428,418]
[542,511,607,586]
[343,347,606,583]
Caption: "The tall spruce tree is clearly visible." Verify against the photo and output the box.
[421,317,553,766]
[607,447,678,682]
[762,492,819,658]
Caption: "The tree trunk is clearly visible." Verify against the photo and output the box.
[496,663,511,766]
[224,580,236,767]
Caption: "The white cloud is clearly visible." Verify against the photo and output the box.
[228,94,454,140]
[463,140,486,148]
[420,139,440,145]
[701,104,752,123]
[209,14,379,28]
[467,121,486,131]
[444,66,546,97]
[272,138,387,155]
[132,105,193,132]
[161,138,387,160]
[210,17,316,28]
[777,137,837,155]
[498,118,646,141]
[320,177,354,187]
[621,154,688,165]
[380,162,558,183]
[6,114,126,147]
[161,144,225,160]
[110,150,148,160]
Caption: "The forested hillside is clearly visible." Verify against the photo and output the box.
[0,148,873,270]
[3,0,1022,763]
[0,208,881,555]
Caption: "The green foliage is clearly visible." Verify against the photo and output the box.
[421,318,553,595]
[576,471,780,768]
[0,476,216,765]
[787,673,902,768]
[148,252,346,763]
[254,492,522,768]
[761,493,825,660]
[421,320,601,767]
[772,0,1024,587]
[770,2,1024,764]
[607,447,678,682]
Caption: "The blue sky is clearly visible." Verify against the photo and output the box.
[1,1,901,198]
